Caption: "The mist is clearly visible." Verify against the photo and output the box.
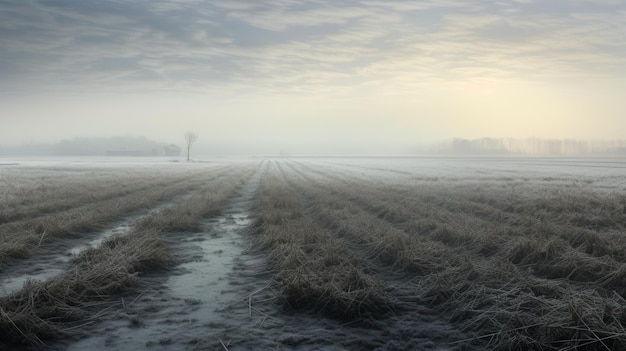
[2,1,626,156]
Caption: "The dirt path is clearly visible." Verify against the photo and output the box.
[64,169,263,350]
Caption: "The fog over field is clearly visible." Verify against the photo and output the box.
[1,0,626,155]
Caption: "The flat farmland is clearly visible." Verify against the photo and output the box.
[1,157,626,350]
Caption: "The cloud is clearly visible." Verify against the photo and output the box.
[0,0,625,98]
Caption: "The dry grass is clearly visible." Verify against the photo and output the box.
[3,159,626,349]
[0,164,254,347]
[255,163,396,319]
[277,160,626,350]
[0,165,235,268]
[136,166,253,232]
[0,165,215,224]
[0,228,173,347]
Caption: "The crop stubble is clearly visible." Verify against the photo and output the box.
[1,159,626,350]
[275,160,626,350]
[0,163,254,347]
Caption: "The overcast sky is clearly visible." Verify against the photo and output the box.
[1,0,625,154]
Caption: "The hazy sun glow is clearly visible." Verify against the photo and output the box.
[1,0,625,154]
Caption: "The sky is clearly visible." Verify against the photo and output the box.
[1,0,626,154]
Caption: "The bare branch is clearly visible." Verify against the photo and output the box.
[184,131,198,161]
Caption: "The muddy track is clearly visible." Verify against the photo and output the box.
[0,168,241,273]
[0,189,197,296]
[64,166,264,350]
[0,167,249,294]
[0,165,259,350]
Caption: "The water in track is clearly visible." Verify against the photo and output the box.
[65,171,261,350]
[0,191,194,296]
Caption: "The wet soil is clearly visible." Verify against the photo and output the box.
[63,170,263,350]
[0,190,194,296]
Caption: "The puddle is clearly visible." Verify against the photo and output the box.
[67,222,133,256]
[168,213,251,300]
[0,217,135,295]
[67,191,196,257]
[0,264,65,295]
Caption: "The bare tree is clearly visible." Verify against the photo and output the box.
[184,131,198,161]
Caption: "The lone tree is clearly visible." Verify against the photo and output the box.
[184,131,198,161]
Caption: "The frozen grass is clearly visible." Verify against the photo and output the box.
[3,158,626,349]
[0,227,173,347]
[277,159,626,350]
[135,166,254,232]
[0,165,212,224]
[0,164,254,347]
[255,162,396,319]
[0,165,234,268]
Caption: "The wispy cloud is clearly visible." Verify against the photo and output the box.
[1,0,625,97]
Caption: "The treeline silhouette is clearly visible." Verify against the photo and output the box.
[0,136,180,156]
[430,138,626,155]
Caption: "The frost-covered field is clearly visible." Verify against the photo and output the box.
[1,157,626,350]
[313,156,626,186]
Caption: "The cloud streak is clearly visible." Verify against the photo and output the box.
[1,0,625,97]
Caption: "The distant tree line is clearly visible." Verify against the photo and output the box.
[429,138,626,155]
[0,136,181,156]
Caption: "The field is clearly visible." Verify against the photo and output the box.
[1,157,626,350]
